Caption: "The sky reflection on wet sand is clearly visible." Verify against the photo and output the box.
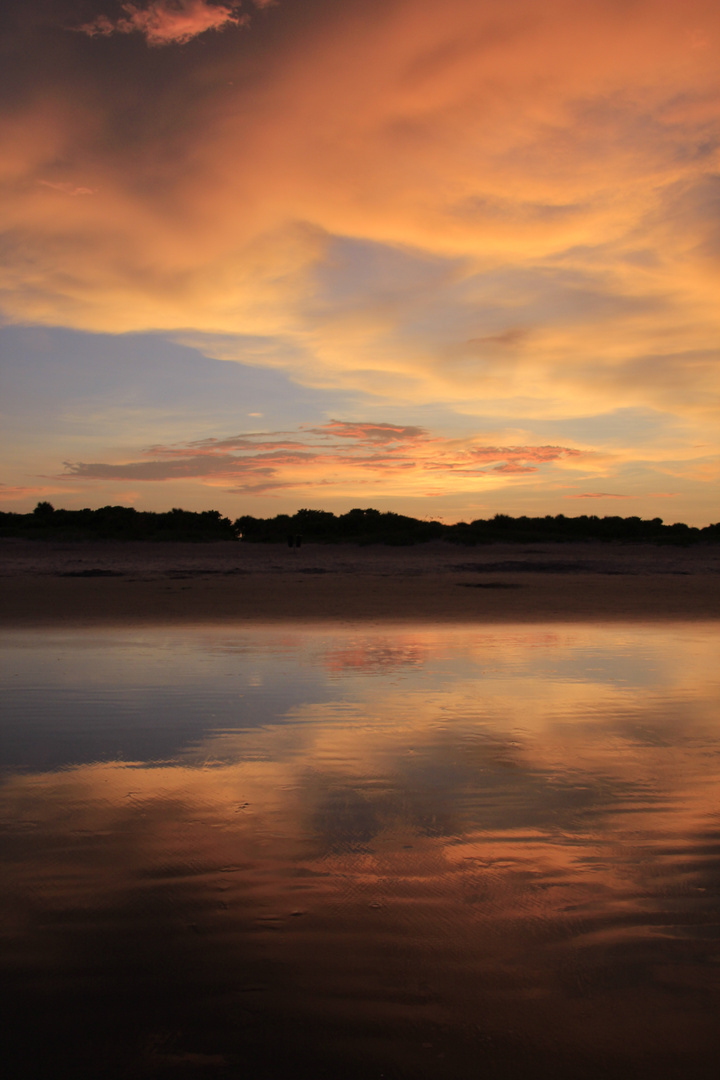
[2,622,720,1078]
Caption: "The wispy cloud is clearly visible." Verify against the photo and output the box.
[77,1,246,46]
[61,421,585,497]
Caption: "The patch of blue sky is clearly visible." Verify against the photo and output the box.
[0,325,359,442]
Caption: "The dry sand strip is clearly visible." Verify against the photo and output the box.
[1,540,719,625]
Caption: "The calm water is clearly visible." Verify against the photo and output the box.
[2,622,720,1079]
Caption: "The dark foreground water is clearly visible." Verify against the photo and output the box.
[2,622,720,1080]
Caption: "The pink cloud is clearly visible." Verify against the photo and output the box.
[60,421,585,496]
[77,1,246,47]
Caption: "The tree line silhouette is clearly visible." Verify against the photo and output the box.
[1,502,718,544]
[0,503,237,542]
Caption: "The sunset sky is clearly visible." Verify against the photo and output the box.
[1,0,718,523]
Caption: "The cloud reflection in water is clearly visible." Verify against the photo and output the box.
[1,622,720,1078]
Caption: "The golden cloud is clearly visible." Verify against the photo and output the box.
[1,0,719,431]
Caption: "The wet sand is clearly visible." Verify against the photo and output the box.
[2,539,719,624]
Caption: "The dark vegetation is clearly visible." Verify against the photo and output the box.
[1,502,718,545]
[237,508,720,545]
[0,503,237,542]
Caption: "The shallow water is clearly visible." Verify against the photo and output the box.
[2,622,720,1079]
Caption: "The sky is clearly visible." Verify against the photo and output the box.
[0,0,718,524]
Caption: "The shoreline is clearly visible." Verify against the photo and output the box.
[2,539,719,626]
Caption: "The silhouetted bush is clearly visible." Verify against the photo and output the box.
[235,508,445,545]
[0,504,237,541]
[233,509,717,545]
[1,504,717,545]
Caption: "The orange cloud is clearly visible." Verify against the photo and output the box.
[77,1,246,46]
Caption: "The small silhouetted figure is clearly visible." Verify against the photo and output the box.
[287,534,294,548]
[295,534,302,548]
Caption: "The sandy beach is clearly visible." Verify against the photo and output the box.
[2,538,719,625]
